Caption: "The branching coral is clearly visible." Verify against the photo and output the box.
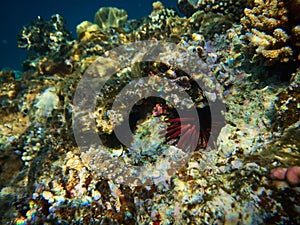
[241,0,300,64]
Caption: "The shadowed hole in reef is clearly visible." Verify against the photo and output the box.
[100,94,214,153]
[96,61,224,150]
[99,97,168,149]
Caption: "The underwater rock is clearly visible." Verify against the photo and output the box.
[0,148,23,189]
[0,70,30,151]
[0,69,15,83]
[273,69,300,131]
[0,70,19,107]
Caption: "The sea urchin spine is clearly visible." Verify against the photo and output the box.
[165,116,210,151]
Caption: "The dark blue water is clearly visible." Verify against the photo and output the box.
[0,0,178,71]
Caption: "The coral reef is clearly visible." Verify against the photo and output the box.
[132,2,234,41]
[177,0,250,21]
[18,14,74,72]
[94,7,128,32]
[18,14,72,54]
[241,0,300,65]
[0,1,300,224]
[133,3,183,41]
[273,69,300,131]
[76,21,101,39]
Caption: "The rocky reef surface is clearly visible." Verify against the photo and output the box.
[0,1,300,224]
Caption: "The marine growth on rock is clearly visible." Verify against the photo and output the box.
[0,1,300,224]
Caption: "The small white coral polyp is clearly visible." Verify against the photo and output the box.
[34,87,59,118]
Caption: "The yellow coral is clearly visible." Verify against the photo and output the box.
[241,0,299,64]
[76,21,101,39]
[260,47,293,63]
[94,7,128,31]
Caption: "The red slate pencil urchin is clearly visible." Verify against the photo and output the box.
[126,64,224,153]
[163,105,213,151]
